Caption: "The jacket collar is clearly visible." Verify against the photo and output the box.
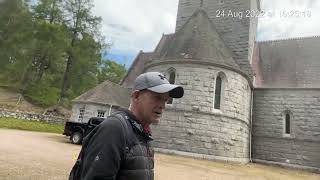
[117,108,153,141]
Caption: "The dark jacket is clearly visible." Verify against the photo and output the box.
[69,109,154,180]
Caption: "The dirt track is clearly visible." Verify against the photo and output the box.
[0,129,319,180]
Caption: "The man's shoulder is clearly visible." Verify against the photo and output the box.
[100,112,128,128]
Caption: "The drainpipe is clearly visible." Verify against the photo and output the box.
[249,88,254,162]
[108,104,113,116]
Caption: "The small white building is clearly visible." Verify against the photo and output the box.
[69,80,130,123]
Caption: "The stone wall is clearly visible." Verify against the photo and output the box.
[148,62,252,162]
[148,63,251,121]
[252,88,320,170]
[152,109,250,162]
[0,108,66,124]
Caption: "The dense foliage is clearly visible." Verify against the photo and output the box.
[0,0,127,107]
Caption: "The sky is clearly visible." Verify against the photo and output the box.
[92,0,320,68]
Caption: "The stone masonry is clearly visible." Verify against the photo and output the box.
[147,63,252,162]
[0,108,66,124]
[176,0,259,78]
[253,89,320,169]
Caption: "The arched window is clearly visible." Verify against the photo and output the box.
[166,68,176,104]
[214,76,222,109]
[213,72,226,110]
[285,112,291,135]
[283,110,292,137]
[169,71,175,84]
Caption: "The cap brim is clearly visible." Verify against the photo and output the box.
[147,84,184,98]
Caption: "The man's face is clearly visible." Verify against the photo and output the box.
[135,90,170,125]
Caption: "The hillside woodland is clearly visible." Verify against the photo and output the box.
[0,0,126,115]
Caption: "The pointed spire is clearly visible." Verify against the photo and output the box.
[200,0,204,7]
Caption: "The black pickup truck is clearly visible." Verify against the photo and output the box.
[63,117,107,144]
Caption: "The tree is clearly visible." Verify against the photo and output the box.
[14,0,70,106]
[0,0,34,87]
[59,0,104,101]
[32,0,64,24]
[31,0,68,83]
[97,60,127,84]
[68,33,102,97]
[0,0,113,107]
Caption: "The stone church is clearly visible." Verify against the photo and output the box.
[71,0,320,171]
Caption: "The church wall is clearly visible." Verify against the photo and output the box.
[147,63,252,162]
[252,89,320,169]
[153,109,250,162]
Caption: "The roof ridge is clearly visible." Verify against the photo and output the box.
[119,51,154,86]
[119,51,143,85]
[74,80,116,101]
[102,79,122,87]
[257,35,320,43]
[141,52,153,54]
[162,33,174,36]
[159,8,240,69]
[73,79,131,107]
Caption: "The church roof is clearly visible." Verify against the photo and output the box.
[120,51,153,88]
[73,80,131,108]
[153,8,240,70]
[152,33,174,58]
[253,36,320,88]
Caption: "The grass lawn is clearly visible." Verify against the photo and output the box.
[0,117,64,134]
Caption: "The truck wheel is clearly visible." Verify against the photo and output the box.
[71,132,83,144]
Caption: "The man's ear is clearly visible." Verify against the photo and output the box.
[131,90,140,101]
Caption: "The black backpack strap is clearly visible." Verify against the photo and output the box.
[113,112,131,154]
[113,112,130,136]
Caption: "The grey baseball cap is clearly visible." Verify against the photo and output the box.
[133,72,184,98]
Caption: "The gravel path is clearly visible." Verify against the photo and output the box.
[0,129,319,180]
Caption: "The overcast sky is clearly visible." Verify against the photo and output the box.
[92,0,320,67]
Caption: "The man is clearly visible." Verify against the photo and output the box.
[69,72,184,180]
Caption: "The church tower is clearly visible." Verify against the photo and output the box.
[176,0,259,78]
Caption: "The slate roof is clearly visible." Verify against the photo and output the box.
[120,51,153,88]
[73,80,131,108]
[152,33,174,58]
[152,8,240,71]
[253,36,320,88]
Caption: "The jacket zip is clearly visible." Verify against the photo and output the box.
[146,140,152,180]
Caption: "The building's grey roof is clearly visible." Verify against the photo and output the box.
[253,36,320,88]
[152,33,174,58]
[120,51,153,88]
[152,9,240,70]
[73,80,131,108]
